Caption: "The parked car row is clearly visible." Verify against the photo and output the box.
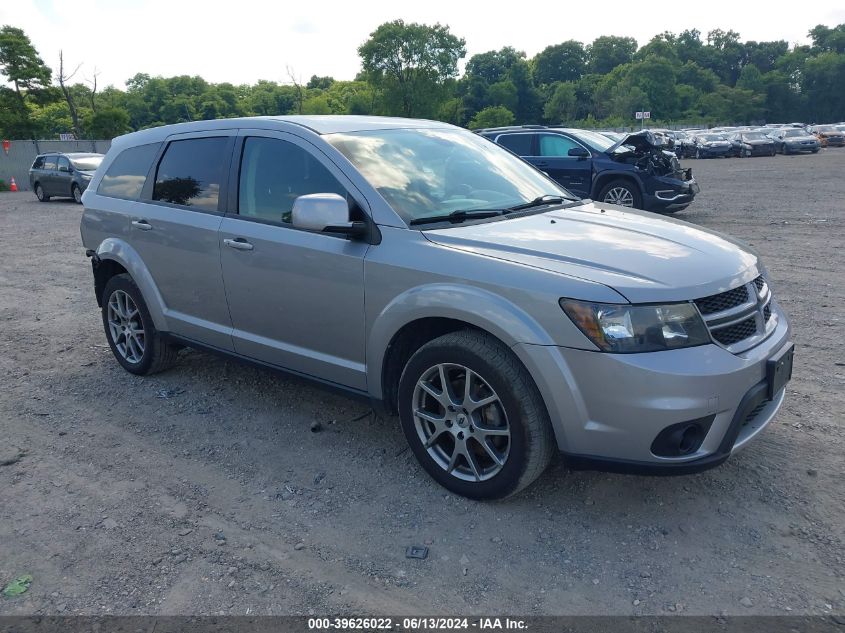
[476,125,698,214]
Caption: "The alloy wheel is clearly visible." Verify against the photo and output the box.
[603,186,635,207]
[73,185,82,203]
[412,363,510,482]
[106,290,145,363]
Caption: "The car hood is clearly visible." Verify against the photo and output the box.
[744,138,773,145]
[607,130,667,153]
[784,135,816,142]
[422,201,760,304]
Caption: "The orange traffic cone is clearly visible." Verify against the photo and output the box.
[9,177,17,192]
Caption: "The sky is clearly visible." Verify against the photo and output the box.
[3,0,845,90]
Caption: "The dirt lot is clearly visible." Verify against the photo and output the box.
[0,150,843,617]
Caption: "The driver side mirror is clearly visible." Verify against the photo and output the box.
[292,193,367,238]
[568,147,589,159]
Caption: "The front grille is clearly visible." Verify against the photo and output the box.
[695,276,774,351]
[695,285,749,315]
[712,316,758,346]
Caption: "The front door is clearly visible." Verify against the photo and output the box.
[56,155,72,197]
[41,155,59,195]
[219,131,369,390]
[530,134,593,198]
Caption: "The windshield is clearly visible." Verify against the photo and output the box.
[783,129,807,137]
[567,129,616,151]
[326,128,572,225]
[69,155,103,171]
[816,126,836,133]
[743,133,766,140]
[700,134,723,142]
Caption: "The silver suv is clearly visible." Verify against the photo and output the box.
[80,116,794,499]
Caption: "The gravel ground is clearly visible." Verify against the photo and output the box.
[0,150,843,617]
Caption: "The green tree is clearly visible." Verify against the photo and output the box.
[587,36,637,74]
[358,20,466,117]
[736,63,764,92]
[468,105,514,129]
[485,80,518,112]
[0,25,53,138]
[532,41,586,85]
[801,51,845,122]
[465,47,525,84]
[808,24,845,53]
[543,82,577,123]
[84,107,130,139]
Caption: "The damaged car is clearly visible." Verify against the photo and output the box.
[478,126,698,214]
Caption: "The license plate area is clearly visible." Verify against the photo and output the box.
[766,342,794,400]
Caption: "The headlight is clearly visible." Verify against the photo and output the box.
[559,299,711,353]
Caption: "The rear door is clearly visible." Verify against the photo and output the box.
[530,133,592,197]
[127,132,236,350]
[218,130,369,389]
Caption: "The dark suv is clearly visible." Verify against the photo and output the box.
[477,126,698,213]
[29,152,104,203]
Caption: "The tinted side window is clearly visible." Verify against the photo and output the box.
[153,137,228,211]
[57,156,70,172]
[98,143,160,200]
[539,135,580,157]
[32,156,45,169]
[497,134,533,156]
[238,137,346,224]
[43,155,57,170]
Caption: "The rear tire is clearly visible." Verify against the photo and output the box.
[35,184,50,202]
[101,274,179,376]
[397,330,555,500]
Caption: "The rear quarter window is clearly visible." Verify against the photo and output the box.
[32,156,45,169]
[98,143,160,200]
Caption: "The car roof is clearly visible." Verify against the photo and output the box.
[112,115,455,148]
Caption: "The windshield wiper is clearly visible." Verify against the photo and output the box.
[409,209,505,226]
[506,194,575,211]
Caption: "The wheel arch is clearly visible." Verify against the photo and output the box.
[591,170,644,201]
[368,283,556,414]
[92,238,167,331]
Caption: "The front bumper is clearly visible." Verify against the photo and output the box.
[512,301,791,472]
[644,174,699,212]
[785,142,819,153]
[697,146,731,157]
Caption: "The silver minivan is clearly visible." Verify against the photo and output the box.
[80,116,793,499]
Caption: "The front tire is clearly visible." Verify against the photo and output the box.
[397,330,554,500]
[35,184,50,202]
[72,184,82,204]
[598,179,642,209]
[101,274,179,375]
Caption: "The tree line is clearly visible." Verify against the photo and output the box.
[1,21,844,140]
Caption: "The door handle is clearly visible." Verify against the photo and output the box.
[223,237,254,251]
[131,219,152,231]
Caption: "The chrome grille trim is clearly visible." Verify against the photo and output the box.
[694,276,776,353]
